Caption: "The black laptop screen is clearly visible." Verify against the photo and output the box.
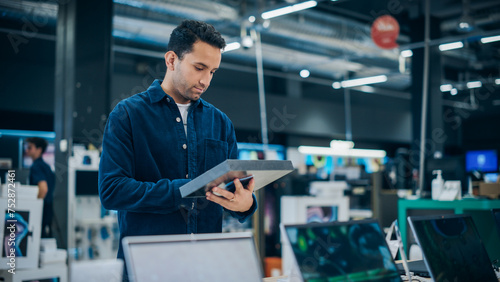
[409,215,497,282]
[284,220,401,282]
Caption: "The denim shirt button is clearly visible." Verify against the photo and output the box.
[182,144,187,149]
[186,174,189,178]
[176,117,181,122]
[166,97,170,102]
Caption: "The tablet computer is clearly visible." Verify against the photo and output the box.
[180,159,294,198]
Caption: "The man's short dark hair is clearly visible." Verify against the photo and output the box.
[167,20,226,60]
[26,137,48,154]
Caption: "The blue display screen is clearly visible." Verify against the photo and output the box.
[465,150,498,172]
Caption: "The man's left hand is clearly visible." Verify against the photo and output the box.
[206,178,255,212]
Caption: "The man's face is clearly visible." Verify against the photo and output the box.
[25,142,41,159]
[170,40,221,103]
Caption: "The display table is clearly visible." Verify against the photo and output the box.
[398,198,500,260]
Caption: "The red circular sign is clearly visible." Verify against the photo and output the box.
[371,15,400,49]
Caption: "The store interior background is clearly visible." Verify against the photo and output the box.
[1,0,500,277]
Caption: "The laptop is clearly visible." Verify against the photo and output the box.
[408,214,498,282]
[122,232,263,282]
[282,219,402,282]
[388,220,430,278]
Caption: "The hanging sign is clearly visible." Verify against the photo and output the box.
[371,15,400,49]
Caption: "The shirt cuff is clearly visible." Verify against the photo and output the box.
[232,193,258,223]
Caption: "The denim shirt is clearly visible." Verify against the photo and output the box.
[29,157,55,204]
[98,79,257,260]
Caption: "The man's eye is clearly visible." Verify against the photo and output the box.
[195,67,203,71]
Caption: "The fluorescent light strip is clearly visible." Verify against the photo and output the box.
[481,35,500,44]
[466,81,482,89]
[340,75,387,88]
[261,1,317,20]
[440,84,453,92]
[439,41,463,51]
[223,42,241,52]
[496,79,500,85]
[298,146,386,158]
[400,50,413,58]
[330,140,354,150]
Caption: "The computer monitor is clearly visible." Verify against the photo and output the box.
[465,150,498,173]
[237,143,285,161]
[75,170,99,196]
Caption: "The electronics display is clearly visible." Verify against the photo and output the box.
[237,143,285,161]
[180,160,294,198]
[465,150,498,173]
[75,170,99,196]
[484,173,499,183]
[306,206,338,223]
[0,199,43,269]
[122,232,263,282]
[408,214,497,282]
[283,220,401,282]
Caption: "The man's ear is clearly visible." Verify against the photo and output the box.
[164,51,177,71]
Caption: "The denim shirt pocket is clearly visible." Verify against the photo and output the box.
[202,138,229,172]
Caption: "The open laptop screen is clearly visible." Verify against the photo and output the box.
[284,220,401,282]
[408,214,497,282]
[123,232,263,282]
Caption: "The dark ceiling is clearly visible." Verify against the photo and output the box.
[1,0,500,122]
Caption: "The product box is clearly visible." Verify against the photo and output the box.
[479,183,500,199]
[0,198,43,269]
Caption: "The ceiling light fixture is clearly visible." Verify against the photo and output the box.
[400,50,413,57]
[439,41,464,51]
[241,36,254,48]
[495,79,500,85]
[440,84,453,92]
[450,88,458,95]
[248,16,256,23]
[340,75,387,88]
[481,35,500,44]
[298,146,386,158]
[466,81,482,89]
[261,1,317,20]
[299,69,310,78]
[223,42,241,52]
[297,139,386,158]
[332,82,341,89]
[457,0,474,32]
[457,15,474,32]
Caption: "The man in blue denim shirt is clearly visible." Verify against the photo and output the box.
[98,20,257,271]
